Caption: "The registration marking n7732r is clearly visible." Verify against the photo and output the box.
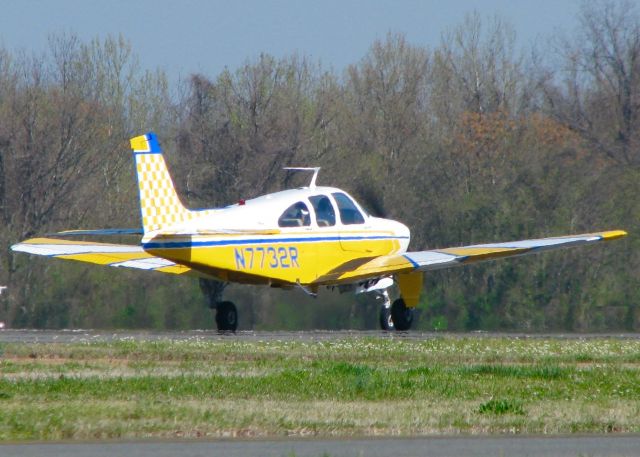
[234,246,300,270]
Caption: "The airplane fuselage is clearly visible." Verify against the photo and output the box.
[142,186,410,287]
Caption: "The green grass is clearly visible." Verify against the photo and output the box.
[1,336,640,440]
[478,399,525,416]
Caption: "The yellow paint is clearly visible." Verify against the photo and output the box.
[149,242,315,284]
[155,265,193,275]
[396,272,423,308]
[600,230,627,240]
[147,236,404,285]
[318,253,414,284]
[130,135,149,151]
[57,252,150,265]
[135,152,194,232]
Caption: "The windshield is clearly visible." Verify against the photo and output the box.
[332,192,365,224]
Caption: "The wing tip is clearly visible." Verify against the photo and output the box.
[601,230,628,240]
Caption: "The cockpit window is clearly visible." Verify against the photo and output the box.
[278,201,311,227]
[332,192,365,224]
[309,195,336,227]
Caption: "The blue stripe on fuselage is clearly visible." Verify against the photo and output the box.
[143,235,409,250]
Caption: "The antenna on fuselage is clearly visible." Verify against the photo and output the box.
[283,167,321,189]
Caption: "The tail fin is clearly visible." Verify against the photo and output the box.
[130,132,192,233]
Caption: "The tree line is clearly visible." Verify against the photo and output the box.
[1,1,638,331]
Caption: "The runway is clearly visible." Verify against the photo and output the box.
[1,328,640,343]
[2,436,640,457]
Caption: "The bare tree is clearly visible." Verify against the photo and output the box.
[344,33,429,167]
[432,12,524,123]
[0,34,171,327]
[544,0,640,165]
[176,54,336,207]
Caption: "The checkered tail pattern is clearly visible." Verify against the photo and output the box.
[130,133,196,233]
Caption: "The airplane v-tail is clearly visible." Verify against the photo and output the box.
[11,132,627,331]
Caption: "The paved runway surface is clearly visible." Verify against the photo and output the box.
[2,436,640,457]
[1,329,640,343]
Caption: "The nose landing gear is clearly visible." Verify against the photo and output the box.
[378,289,395,331]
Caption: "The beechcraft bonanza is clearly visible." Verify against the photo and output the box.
[12,133,627,331]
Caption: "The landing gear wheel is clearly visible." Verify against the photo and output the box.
[391,298,413,331]
[215,301,238,332]
[379,305,395,331]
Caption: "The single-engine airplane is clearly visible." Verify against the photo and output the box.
[11,132,627,331]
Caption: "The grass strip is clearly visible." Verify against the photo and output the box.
[0,336,639,440]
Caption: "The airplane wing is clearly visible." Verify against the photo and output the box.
[10,238,194,276]
[317,230,628,283]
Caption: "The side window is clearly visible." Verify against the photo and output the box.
[309,195,336,227]
[278,202,311,227]
[332,192,365,225]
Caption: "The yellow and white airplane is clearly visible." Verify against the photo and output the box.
[11,132,627,331]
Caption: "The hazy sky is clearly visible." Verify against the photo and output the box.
[1,0,583,82]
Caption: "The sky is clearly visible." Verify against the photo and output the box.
[0,0,585,82]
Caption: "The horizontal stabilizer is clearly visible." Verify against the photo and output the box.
[153,228,281,236]
[53,229,144,236]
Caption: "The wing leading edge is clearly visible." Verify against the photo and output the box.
[11,238,193,275]
[315,230,627,283]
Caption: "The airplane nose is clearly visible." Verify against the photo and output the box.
[396,220,411,251]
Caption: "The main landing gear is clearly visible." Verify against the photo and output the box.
[215,301,238,332]
[376,289,414,331]
[390,298,413,331]
[200,279,237,333]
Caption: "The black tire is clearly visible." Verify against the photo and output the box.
[379,305,395,331]
[215,301,238,332]
[391,298,413,331]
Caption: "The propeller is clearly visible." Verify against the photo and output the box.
[354,182,387,218]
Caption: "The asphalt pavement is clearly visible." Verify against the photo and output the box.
[2,436,640,457]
